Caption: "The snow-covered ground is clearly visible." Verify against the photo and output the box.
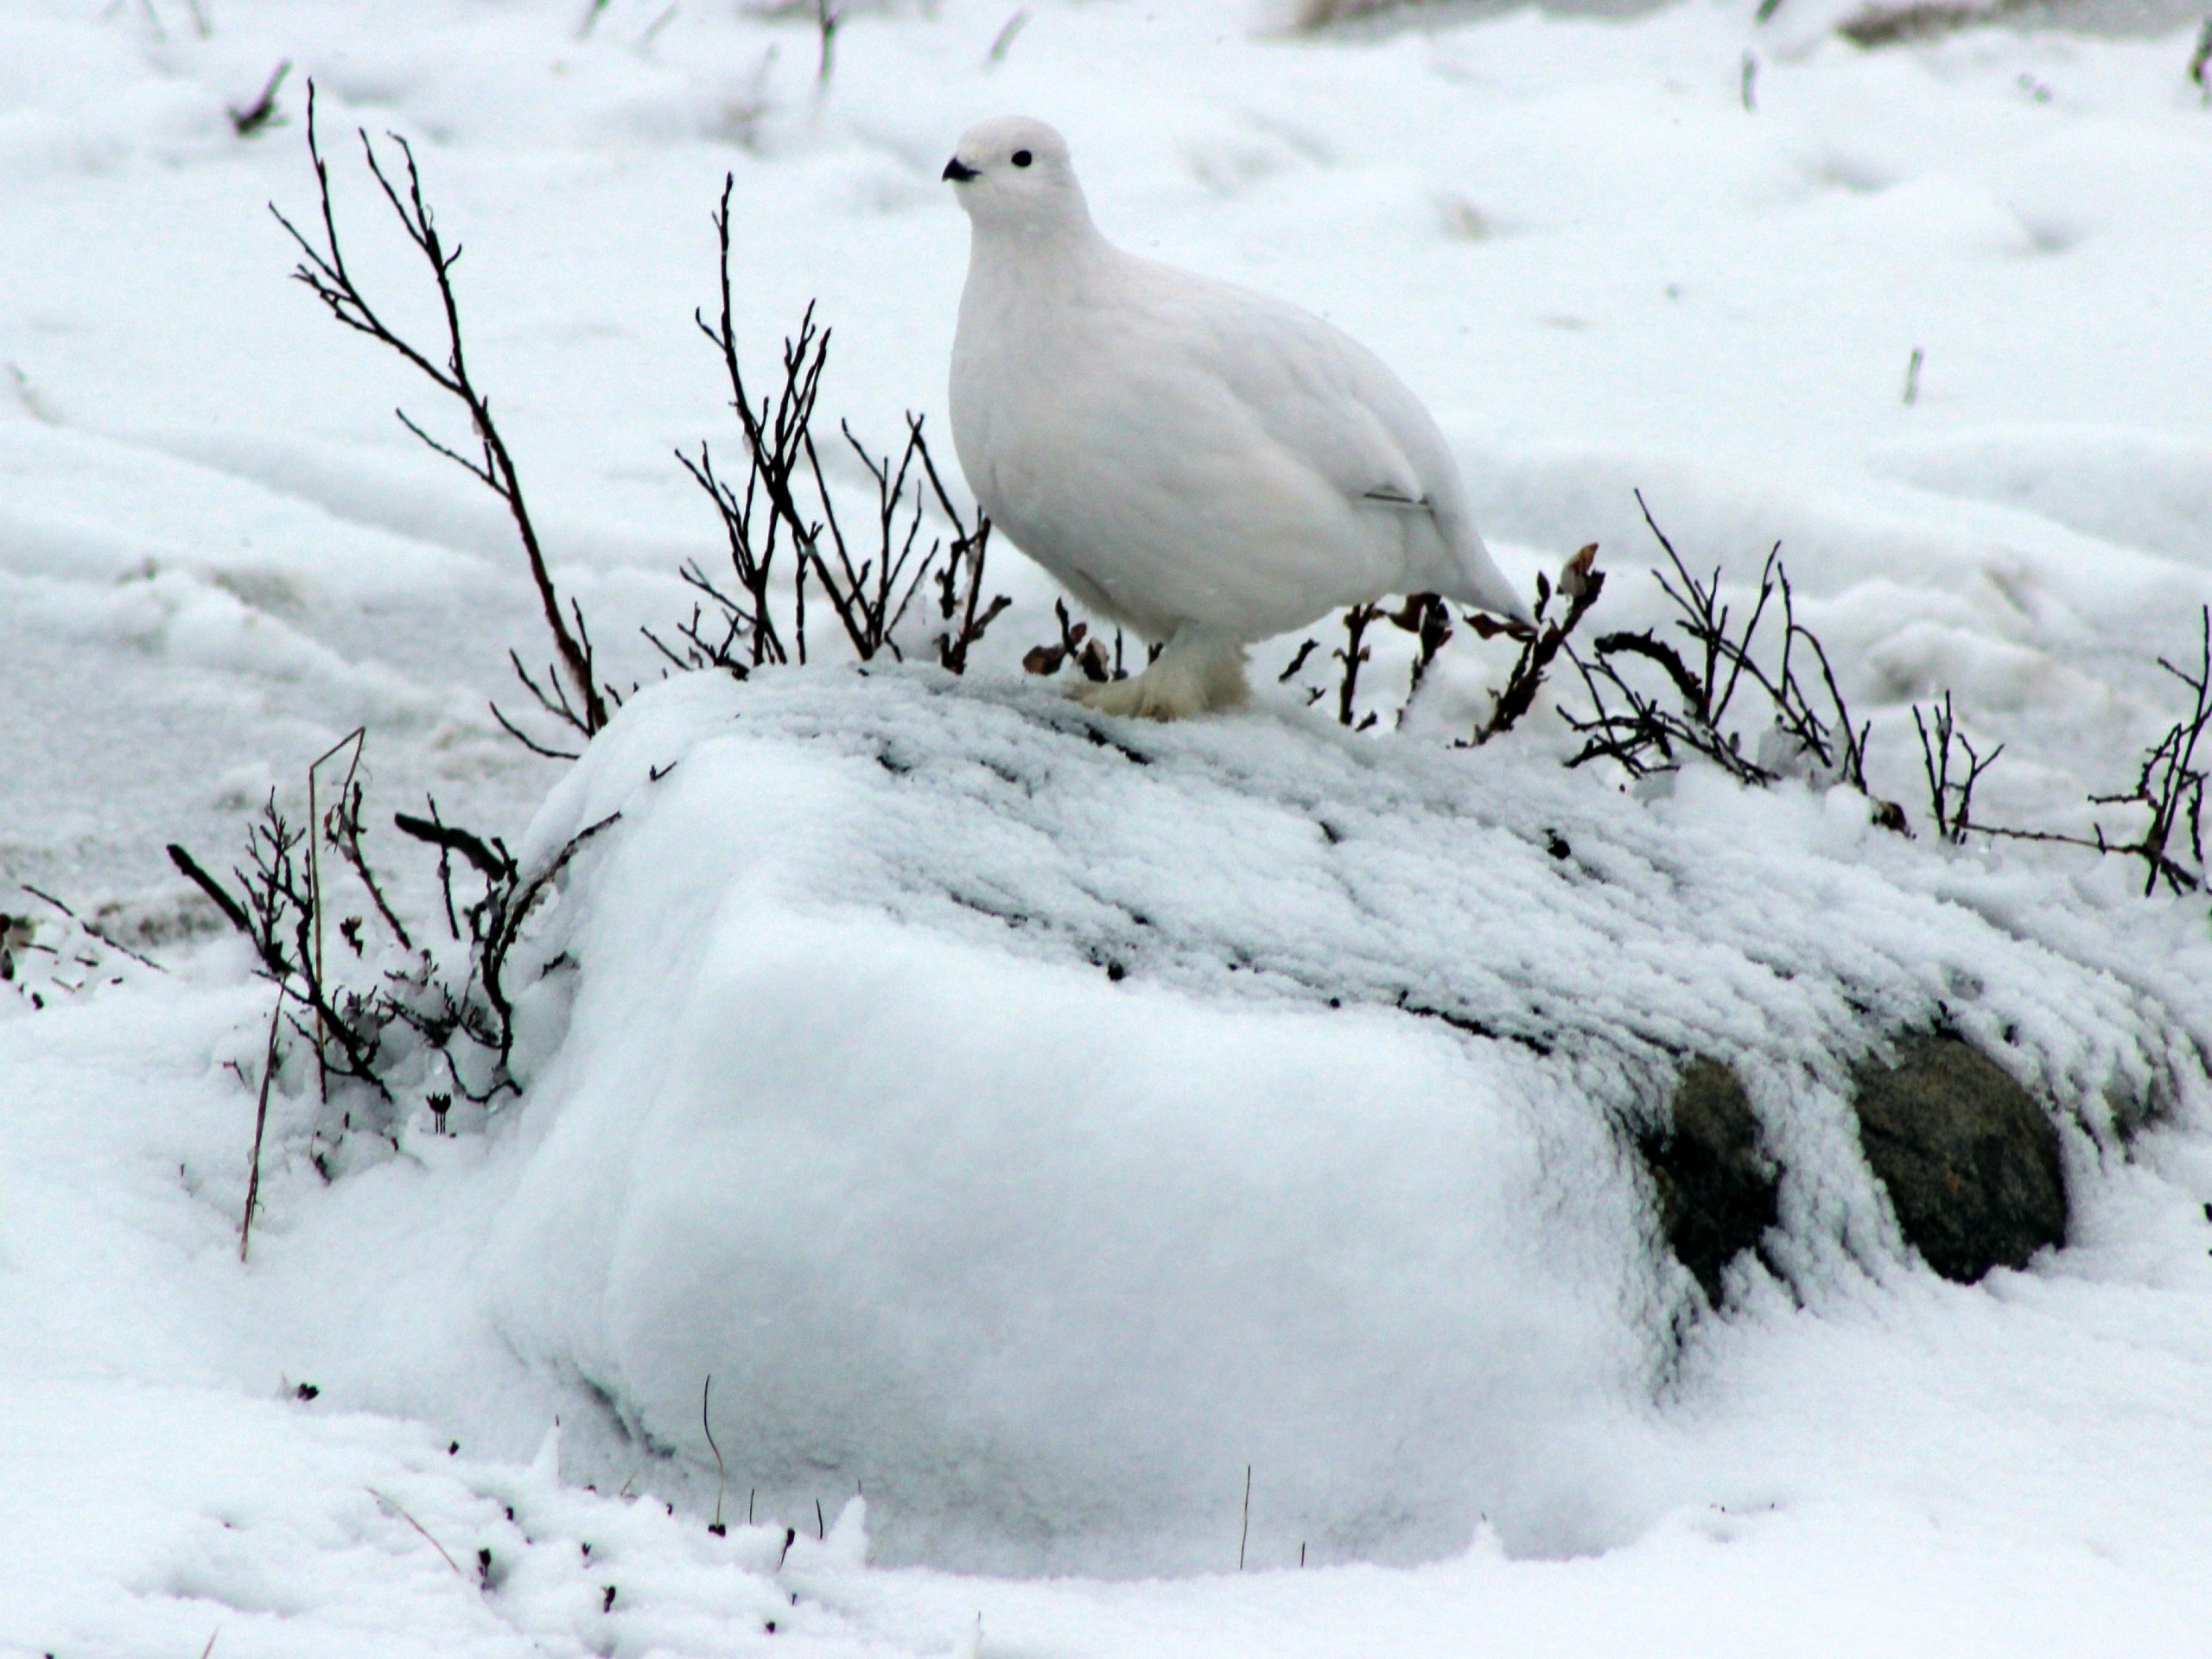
[6,0,2212,1652]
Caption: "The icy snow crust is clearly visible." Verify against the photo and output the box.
[486,665,2209,1570]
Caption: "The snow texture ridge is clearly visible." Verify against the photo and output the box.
[483,665,2212,1572]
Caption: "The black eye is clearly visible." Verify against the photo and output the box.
[1011,149,1033,168]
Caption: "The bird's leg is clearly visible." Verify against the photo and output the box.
[1072,623,1249,720]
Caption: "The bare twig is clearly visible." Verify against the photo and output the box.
[1238,1465,1252,1572]
[815,0,841,83]
[20,886,166,972]
[1334,603,1382,728]
[368,1488,466,1575]
[317,742,414,952]
[229,60,291,137]
[1913,691,2001,844]
[240,988,284,1262]
[703,1375,728,1535]
[305,728,365,1107]
[1475,544,1605,741]
[270,83,609,745]
[169,842,251,934]
[677,181,1005,677]
[988,9,1028,62]
[803,416,942,659]
[1389,592,1455,721]
[168,806,393,1104]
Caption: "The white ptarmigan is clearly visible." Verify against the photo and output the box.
[944,115,1529,721]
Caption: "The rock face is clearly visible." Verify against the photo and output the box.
[1851,1036,2068,1284]
[1639,1059,1780,1302]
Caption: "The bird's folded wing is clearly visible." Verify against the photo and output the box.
[1185,289,1444,515]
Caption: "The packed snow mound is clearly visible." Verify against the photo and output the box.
[482,665,2210,1573]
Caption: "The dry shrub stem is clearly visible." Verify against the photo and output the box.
[168,747,624,1139]
[18,885,164,973]
[1394,592,1456,721]
[657,175,1008,680]
[1919,606,2209,894]
[703,1374,729,1535]
[270,82,612,753]
[240,987,284,1262]
[1913,690,2000,845]
[389,804,622,1090]
[1560,497,1891,829]
[1335,603,1382,729]
[1476,543,1605,741]
[168,807,393,1103]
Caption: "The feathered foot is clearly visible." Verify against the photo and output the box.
[1072,624,1249,721]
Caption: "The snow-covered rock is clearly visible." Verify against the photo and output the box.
[480,664,2212,1572]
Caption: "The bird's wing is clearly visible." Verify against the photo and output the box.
[1115,263,1433,508]
[1152,272,1529,617]
[1077,255,1530,622]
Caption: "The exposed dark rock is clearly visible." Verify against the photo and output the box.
[1851,1034,2067,1284]
[1640,1058,1780,1302]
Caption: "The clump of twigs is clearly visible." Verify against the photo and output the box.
[1913,691,1999,845]
[277,106,1014,764]
[1021,600,1115,683]
[165,731,626,1256]
[271,83,616,759]
[1274,587,1497,731]
[386,800,621,1089]
[650,176,1009,682]
[1474,543,1606,741]
[1560,498,1892,823]
[1915,607,2209,894]
[168,797,395,1109]
[2,887,164,1014]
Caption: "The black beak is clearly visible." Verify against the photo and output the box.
[942,157,979,182]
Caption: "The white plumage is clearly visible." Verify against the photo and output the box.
[944,115,1529,720]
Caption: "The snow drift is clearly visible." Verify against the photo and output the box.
[478,664,2212,1573]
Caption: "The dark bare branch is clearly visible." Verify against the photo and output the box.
[271,81,607,744]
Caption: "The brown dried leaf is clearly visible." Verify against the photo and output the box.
[1559,543,1599,599]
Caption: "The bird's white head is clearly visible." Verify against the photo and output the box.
[942,117,1095,245]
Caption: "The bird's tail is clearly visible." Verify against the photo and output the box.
[1452,521,1534,625]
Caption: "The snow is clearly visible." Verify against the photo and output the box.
[6,0,2212,1652]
